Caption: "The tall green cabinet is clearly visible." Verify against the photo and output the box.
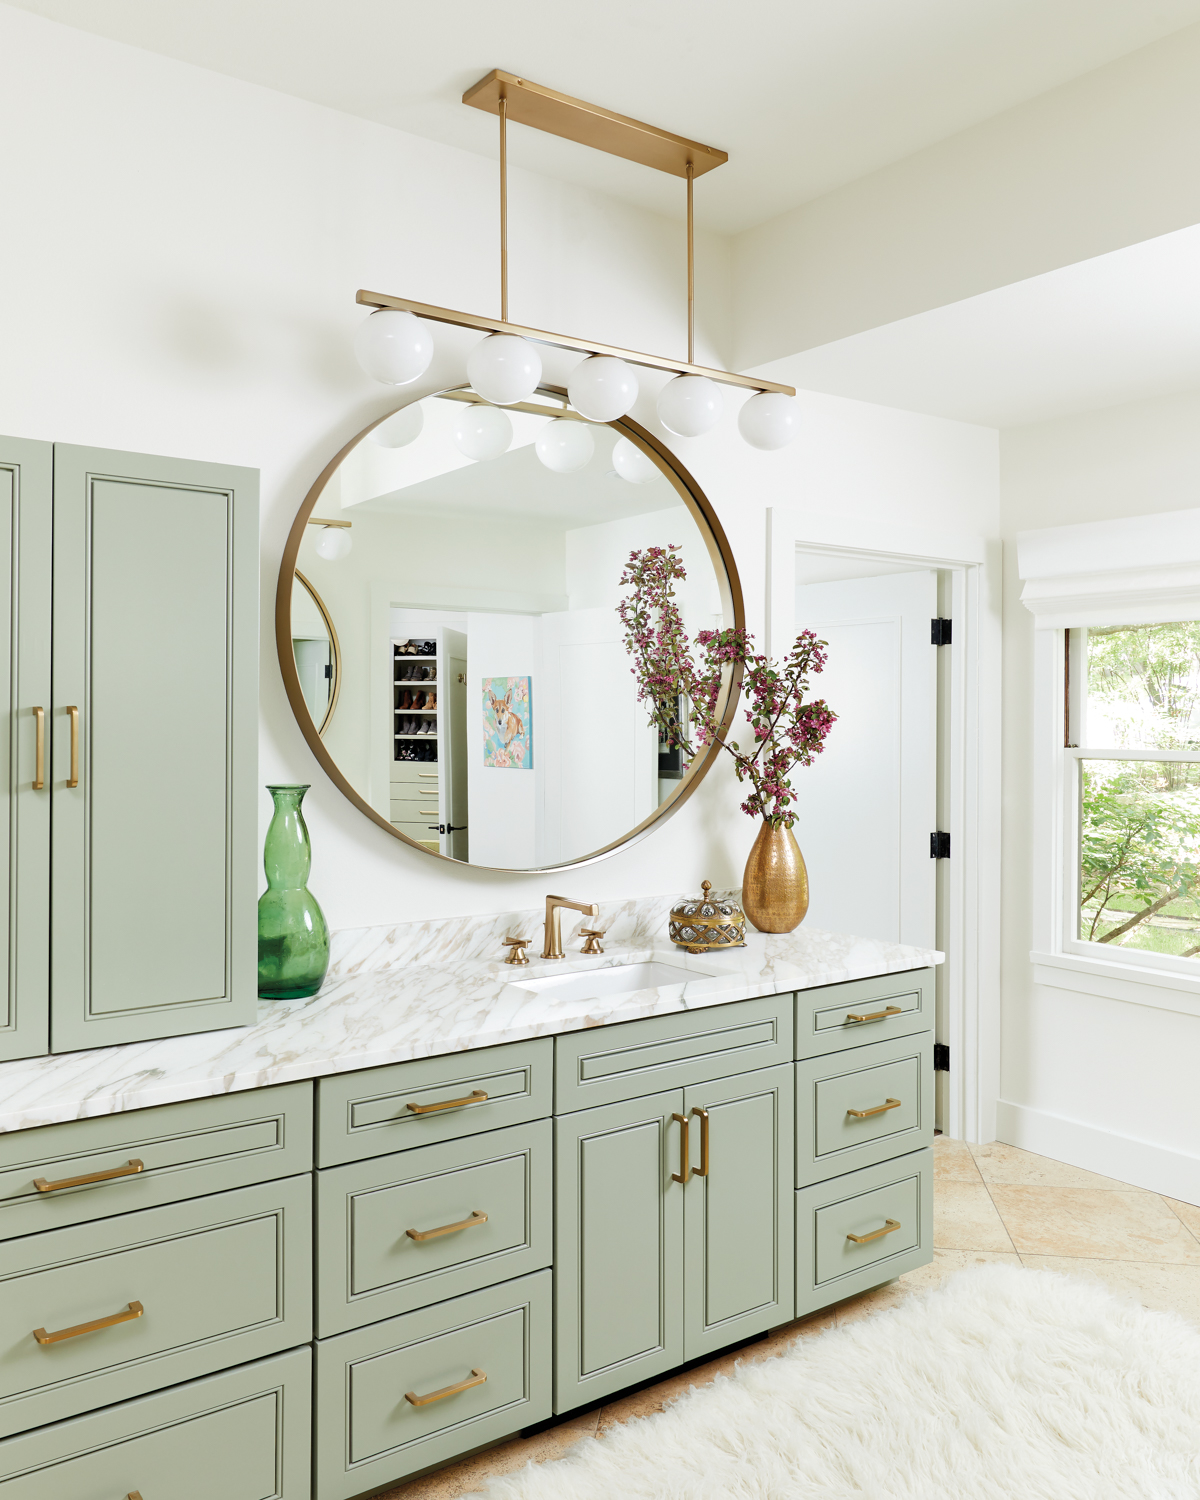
[0,436,258,1060]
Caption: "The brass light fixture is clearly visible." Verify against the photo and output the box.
[353,71,800,451]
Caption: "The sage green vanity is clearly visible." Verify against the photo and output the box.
[0,968,934,1497]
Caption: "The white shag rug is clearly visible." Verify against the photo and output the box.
[484,1265,1200,1499]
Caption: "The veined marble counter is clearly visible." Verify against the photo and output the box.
[0,896,940,1133]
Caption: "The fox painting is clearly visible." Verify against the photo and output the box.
[482,676,533,769]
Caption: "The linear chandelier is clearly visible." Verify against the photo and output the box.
[352,71,799,450]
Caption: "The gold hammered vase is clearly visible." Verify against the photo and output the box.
[741,819,809,933]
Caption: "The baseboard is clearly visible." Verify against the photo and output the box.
[995,1100,1200,1204]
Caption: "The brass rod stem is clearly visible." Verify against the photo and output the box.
[499,94,508,322]
[686,161,694,365]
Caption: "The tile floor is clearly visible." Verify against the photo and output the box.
[378,1139,1200,1499]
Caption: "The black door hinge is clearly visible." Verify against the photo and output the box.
[934,1043,949,1072]
[930,831,950,859]
[931,618,952,645]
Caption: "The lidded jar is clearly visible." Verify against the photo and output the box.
[669,880,746,955]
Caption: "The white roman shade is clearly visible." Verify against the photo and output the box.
[1017,508,1200,629]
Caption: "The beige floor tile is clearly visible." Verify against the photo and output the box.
[376,1416,599,1499]
[932,1135,983,1183]
[1166,1197,1200,1238]
[970,1141,1149,1192]
[933,1178,1015,1251]
[990,1185,1200,1263]
[1020,1254,1200,1326]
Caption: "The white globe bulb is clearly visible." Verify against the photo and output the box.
[467,334,542,405]
[738,391,800,450]
[451,403,512,461]
[369,403,425,448]
[353,310,434,386]
[567,356,639,422]
[535,419,595,474]
[314,526,352,562]
[657,374,723,437]
[611,436,661,484]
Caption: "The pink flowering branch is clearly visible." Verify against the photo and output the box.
[617,546,836,829]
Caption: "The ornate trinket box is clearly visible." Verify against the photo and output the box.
[669,880,747,954]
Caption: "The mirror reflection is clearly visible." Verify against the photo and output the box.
[290,570,340,736]
[291,388,733,870]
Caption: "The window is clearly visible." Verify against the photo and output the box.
[1065,622,1200,972]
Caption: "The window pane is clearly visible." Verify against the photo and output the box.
[1086,622,1200,749]
[1079,758,1200,957]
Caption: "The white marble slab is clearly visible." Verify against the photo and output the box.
[0,898,940,1134]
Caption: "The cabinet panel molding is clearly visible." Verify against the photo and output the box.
[795,968,934,1060]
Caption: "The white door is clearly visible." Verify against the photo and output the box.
[791,569,937,948]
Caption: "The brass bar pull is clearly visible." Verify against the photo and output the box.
[418,808,439,815]
[691,1107,709,1177]
[406,1089,487,1115]
[33,1300,144,1345]
[33,1158,144,1193]
[128,1492,144,1499]
[406,1210,488,1242]
[846,1098,902,1120]
[671,1112,690,1184]
[845,1005,903,1025]
[32,707,45,790]
[405,1367,486,1407]
[846,1219,901,1245]
[66,705,79,788]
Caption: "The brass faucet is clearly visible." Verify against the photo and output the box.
[542,895,599,960]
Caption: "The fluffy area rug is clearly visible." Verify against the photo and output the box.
[484,1265,1200,1499]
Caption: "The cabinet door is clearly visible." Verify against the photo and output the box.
[0,437,51,1062]
[683,1063,794,1359]
[554,1090,684,1413]
[50,445,258,1051]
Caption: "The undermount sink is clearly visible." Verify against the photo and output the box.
[511,960,708,1003]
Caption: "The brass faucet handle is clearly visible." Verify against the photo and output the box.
[502,936,532,965]
[579,928,604,955]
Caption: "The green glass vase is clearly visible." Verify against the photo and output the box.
[257,784,330,1000]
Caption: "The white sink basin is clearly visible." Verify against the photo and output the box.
[512,960,707,1003]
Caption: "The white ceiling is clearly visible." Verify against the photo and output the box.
[11,0,1200,233]
[757,223,1200,428]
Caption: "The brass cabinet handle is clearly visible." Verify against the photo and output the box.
[32,707,45,790]
[418,772,439,778]
[691,1107,709,1177]
[671,1112,690,1184]
[66,705,79,788]
[128,1492,144,1499]
[33,1158,144,1193]
[846,1098,902,1120]
[846,1005,903,1024]
[418,808,439,815]
[406,1209,488,1242]
[405,1367,487,1406]
[406,1089,487,1115]
[33,1300,143,1345]
[846,1218,901,1245]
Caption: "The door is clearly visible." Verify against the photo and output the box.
[554,1090,684,1412]
[0,437,51,1062]
[441,627,468,861]
[792,568,937,947]
[51,445,259,1051]
[682,1064,794,1358]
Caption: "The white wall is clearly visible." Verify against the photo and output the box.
[1000,389,1200,1194]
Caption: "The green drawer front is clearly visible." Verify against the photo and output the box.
[0,1176,312,1438]
[316,1119,552,1336]
[389,765,439,785]
[390,783,441,803]
[315,1270,551,1500]
[796,1033,934,1187]
[317,1039,552,1167]
[795,1148,933,1316]
[0,1347,311,1499]
[553,994,793,1112]
[0,1084,313,1242]
[795,969,933,1060]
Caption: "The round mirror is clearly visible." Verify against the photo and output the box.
[277,385,744,871]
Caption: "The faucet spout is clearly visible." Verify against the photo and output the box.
[542,895,600,961]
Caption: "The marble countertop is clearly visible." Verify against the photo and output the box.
[0,897,940,1133]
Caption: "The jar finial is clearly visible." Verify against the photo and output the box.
[701,879,712,897]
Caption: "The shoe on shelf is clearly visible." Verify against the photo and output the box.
[425,693,437,710]
[412,691,425,710]
[399,690,412,710]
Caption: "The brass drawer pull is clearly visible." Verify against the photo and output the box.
[33,1158,144,1193]
[691,1107,709,1177]
[34,1300,144,1345]
[846,1218,901,1245]
[128,1492,144,1499]
[846,1005,903,1024]
[32,706,45,790]
[67,704,79,787]
[406,1089,487,1115]
[671,1112,690,1184]
[418,807,439,815]
[406,1209,488,1242]
[405,1367,487,1407]
[846,1098,902,1119]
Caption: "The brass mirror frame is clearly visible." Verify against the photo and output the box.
[292,568,342,737]
[275,384,745,872]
